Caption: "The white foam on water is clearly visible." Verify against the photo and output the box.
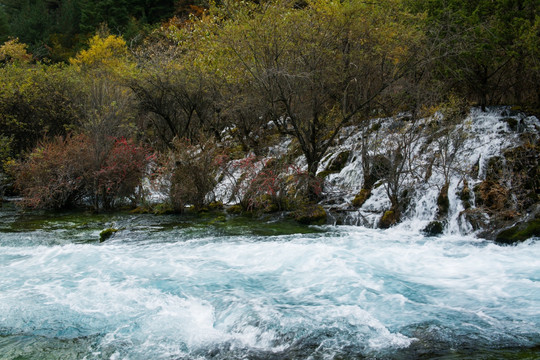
[1,226,539,358]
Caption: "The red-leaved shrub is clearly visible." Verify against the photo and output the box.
[16,134,153,210]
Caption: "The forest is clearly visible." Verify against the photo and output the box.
[0,0,539,228]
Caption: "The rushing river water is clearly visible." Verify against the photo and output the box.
[0,205,539,359]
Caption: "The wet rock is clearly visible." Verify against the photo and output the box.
[459,180,471,209]
[99,228,118,242]
[437,183,450,219]
[495,219,540,244]
[501,117,520,131]
[460,208,489,231]
[422,221,445,236]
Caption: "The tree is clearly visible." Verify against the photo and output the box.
[129,32,221,149]
[0,6,9,43]
[408,0,540,109]
[212,0,423,198]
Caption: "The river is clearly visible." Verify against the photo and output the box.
[0,205,539,359]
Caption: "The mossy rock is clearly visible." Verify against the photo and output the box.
[317,170,334,179]
[153,203,176,215]
[495,220,540,244]
[352,188,371,208]
[486,156,504,181]
[226,204,243,214]
[294,205,327,225]
[99,228,118,242]
[208,201,224,210]
[422,221,445,236]
[209,215,227,224]
[379,210,399,229]
[130,206,152,214]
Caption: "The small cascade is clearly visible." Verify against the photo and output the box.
[207,106,539,237]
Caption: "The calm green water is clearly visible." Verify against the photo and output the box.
[0,203,539,359]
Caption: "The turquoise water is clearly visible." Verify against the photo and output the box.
[0,205,539,359]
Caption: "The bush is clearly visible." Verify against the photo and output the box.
[15,134,92,209]
[15,134,153,210]
[223,156,322,213]
[167,137,223,212]
[93,137,154,210]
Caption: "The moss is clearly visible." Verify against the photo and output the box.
[370,122,381,132]
[99,228,118,242]
[317,170,334,179]
[486,156,503,181]
[352,188,371,208]
[226,204,243,214]
[130,206,152,214]
[495,220,540,244]
[208,201,224,210]
[294,204,327,225]
[379,210,399,229]
[422,221,445,236]
[209,215,227,224]
[153,203,176,215]
[319,151,350,178]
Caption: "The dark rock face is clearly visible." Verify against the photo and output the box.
[472,138,540,242]
[422,221,445,236]
[437,184,450,219]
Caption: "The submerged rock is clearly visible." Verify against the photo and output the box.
[99,228,118,242]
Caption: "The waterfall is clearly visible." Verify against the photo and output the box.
[210,106,539,237]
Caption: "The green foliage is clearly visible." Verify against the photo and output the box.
[422,221,445,236]
[409,0,540,107]
[0,62,83,155]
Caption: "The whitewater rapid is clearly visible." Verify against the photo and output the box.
[1,218,539,359]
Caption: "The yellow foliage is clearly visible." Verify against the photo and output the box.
[69,35,130,72]
[0,39,32,64]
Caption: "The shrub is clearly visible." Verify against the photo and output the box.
[15,134,153,210]
[222,155,322,213]
[92,137,154,210]
[15,134,92,209]
[167,137,223,212]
